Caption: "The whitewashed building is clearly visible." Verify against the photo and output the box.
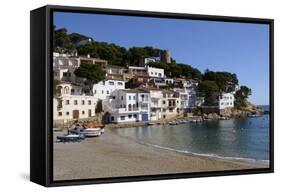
[161,90,181,119]
[105,89,151,123]
[53,52,80,69]
[92,77,125,101]
[147,66,164,78]
[146,88,163,121]
[218,93,235,109]
[53,83,97,121]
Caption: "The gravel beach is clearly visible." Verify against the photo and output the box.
[53,128,268,181]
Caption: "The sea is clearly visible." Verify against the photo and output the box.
[113,105,270,164]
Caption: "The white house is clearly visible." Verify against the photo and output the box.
[105,89,151,123]
[173,88,189,111]
[146,88,163,121]
[92,77,125,101]
[218,93,235,109]
[161,90,181,119]
[53,83,97,121]
[147,66,164,78]
[53,52,80,69]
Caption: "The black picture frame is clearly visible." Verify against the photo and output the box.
[30,5,274,187]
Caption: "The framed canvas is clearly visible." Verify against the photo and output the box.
[30,5,274,187]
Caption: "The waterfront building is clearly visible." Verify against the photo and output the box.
[53,82,97,121]
[218,92,235,109]
[92,77,125,101]
[161,90,181,119]
[104,89,151,123]
[142,88,163,121]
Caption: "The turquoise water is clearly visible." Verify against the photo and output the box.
[113,111,270,162]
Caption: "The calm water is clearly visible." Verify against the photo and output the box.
[113,110,270,162]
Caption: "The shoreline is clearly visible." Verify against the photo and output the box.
[53,127,268,181]
[110,128,269,167]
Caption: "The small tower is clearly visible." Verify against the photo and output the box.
[160,50,171,64]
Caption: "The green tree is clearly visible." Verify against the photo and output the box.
[203,70,238,92]
[74,63,106,93]
[68,33,92,45]
[234,86,252,108]
[95,100,103,114]
[53,28,73,53]
[198,80,220,106]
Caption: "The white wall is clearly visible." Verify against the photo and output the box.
[219,93,235,109]
[147,66,164,77]
[93,79,125,100]
[0,0,279,192]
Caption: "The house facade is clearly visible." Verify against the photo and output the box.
[105,89,151,123]
[219,92,235,109]
[92,77,125,101]
[161,90,181,119]
[147,66,164,78]
[53,83,97,121]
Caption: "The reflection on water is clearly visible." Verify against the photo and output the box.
[113,115,270,160]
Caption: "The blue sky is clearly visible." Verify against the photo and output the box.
[54,12,270,105]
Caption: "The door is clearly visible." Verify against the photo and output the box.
[141,113,149,121]
[88,109,92,117]
[73,110,79,119]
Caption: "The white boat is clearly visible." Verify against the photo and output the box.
[84,128,102,137]
[219,116,230,120]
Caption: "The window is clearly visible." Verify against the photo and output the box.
[102,90,104,94]
[109,81,114,85]
[133,96,136,100]
[163,109,166,112]
[66,112,69,115]
[94,90,97,94]
[82,100,85,105]
[151,72,153,75]
[128,114,132,118]
[111,116,114,121]
[82,111,85,115]
[121,96,124,100]
[163,101,166,104]
[120,116,125,120]
[74,100,78,105]
[129,96,131,100]
[169,109,173,112]
[58,112,62,116]
[118,82,123,86]
[133,114,137,118]
[88,100,91,105]
[107,90,110,94]
[63,72,68,77]
[112,96,116,99]
[65,100,70,105]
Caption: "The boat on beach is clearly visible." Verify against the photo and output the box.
[168,121,179,125]
[190,119,202,123]
[219,116,230,120]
